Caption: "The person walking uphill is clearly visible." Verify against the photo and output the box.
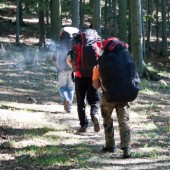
[55,27,79,113]
[92,37,140,158]
[66,28,101,133]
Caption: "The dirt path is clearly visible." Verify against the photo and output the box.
[0,48,169,169]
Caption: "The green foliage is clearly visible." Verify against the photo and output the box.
[167,21,170,29]
[140,79,155,92]
[132,149,163,159]
[0,1,6,8]
[83,2,93,15]
[0,124,96,168]
[26,127,55,137]
[143,14,155,22]
[62,0,70,11]
[14,143,95,168]
[0,79,4,84]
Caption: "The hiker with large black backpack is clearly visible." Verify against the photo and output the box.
[66,28,101,133]
[55,27,79,113]
[92,37,140,158]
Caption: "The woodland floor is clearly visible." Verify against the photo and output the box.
[0,45,170,170]
[0,4,170,169]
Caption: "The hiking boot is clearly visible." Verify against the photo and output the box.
[93,117,100,132]
[76,125,87,133]
[102,146,115,153]
[64,99,69,112]
[122,147,131,158]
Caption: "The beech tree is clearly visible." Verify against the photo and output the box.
[93,0,101,35]
[38,0,45,46]
[161,0,168,57]
[50,0,61,43]
[72,0,79,28]
[118,0,128,43]
[13,0,168,65]
[16,0,20,45]
[130,0,144,76]
[146,0,153,57]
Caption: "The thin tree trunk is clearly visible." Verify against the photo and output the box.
[112,0,117,36]
[72,0,79,28]
[80,0,85,29]
[130,0,144,76]
[24,0,30,13]
[118,0,128,42]
[104,0,108,38]
[16,0,20,45]
[155,0,159,54]
[107,0,112,37]
[93,0,101,35]
[161,0,168,57]
[51,0,61,43]
[38,0,45,47]
[19,0,23,25]
[146,0,153,57]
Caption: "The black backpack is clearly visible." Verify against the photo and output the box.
[71,28,101,78]
[98,38,140,103]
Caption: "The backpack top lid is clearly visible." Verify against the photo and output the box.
[74,28,101,44]
[60,27,79,41]
[80,28,97,37]
[102,37,129,53]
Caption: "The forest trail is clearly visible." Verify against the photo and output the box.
[0,49,169,169]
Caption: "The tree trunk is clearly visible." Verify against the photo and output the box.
[146,0,153,57]
[16,0,20,45]
[93,0,101,35]
[72,0,79,28]
[104,0,108,38]
[161,0,168,57]
[38,0,45,47]
[45,0,50,37]
[51,0,61,43]
[107,0,113,37]
[112,0,117,36]
[118,0,128,42]
[141,1,146,60]
[130,0,144,76]
[155,0,159,54]
[24,0,30,13]
[80,0,85,29]
[19,0,23,25]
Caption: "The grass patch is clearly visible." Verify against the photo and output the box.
[131,102,161,114]
[1,124,96,168]
[26,127,56,137]
[137,126,169,147]
[23,108,34,112]
[14,143,95,168]
[140,77,170,94]
[132,149,164,159]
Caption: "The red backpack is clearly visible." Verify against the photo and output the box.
[72,28,101,78]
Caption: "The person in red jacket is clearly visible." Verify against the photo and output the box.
[66,29,101,133]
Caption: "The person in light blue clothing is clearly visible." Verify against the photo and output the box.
[56,44,74,112]
[55,27,79,112]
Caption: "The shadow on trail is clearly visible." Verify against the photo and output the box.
[1,142,169,169]
[0,124,169,169]
[0,66,59,104]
